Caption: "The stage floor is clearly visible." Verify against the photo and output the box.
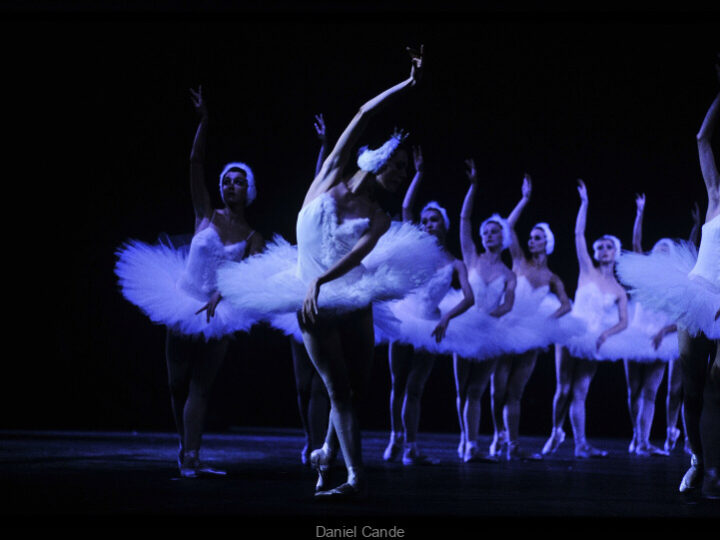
[1,428,717,530]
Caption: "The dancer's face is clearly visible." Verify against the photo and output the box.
[375,149,408,193]
[594,238,616,263]
[420,209,447,242]
[481,221,503,250]
[221,170,248,206]
[528,227,547,255]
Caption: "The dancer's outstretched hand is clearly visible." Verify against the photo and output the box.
[465,159,478,184]
[314,113,326,142]
[301,279,321,326]
[522,174,532,200]
[196,291,221,322]
[407,44,424,83]
[431,316,450,343]
[190,86,208,119]
[635,193,645,213]
[577,179,588,203]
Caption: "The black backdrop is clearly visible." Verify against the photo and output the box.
[4,5,719,442]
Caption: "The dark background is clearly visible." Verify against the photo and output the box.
[4,5,719,442]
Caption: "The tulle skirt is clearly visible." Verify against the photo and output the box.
[114,240,258,340]
[616,241,720,339]
[217,221,446,339]
[564,300,679,362]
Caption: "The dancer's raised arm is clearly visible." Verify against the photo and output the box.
[401,146,424,223]
[460,159,479,266]
[313,113,328,178]
[696,60,720,218]
[575,179,594,276]
[632,193,646,253]
[507,174,532,263]
[189,86,213,228]
[303,46,423,206]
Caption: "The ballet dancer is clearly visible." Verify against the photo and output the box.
[218,45,447,499]
[617,66,720,497]
[489,174,576,461]
[292,113,331,465]
[115,86,265,477]
[542,180,629,459]
[382,145,475,466]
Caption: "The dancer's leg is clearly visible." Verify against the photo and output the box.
[635,361,667,455]
[623,359,642,451]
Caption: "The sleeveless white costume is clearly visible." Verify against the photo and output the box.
[564,282,679,361]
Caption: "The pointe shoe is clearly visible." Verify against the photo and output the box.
[489,431,508,457]
[574,443,608,459]
[179,450,227,478]
[701,468,720,500]
[383,437,404,462]
[402,447,439,466]
[457,438,466,460]
[541,428,566,455]
[314,480,368,501]
[463,444,500,463]
[505,441,543,462]
[635,443,669,457]
[664,427,681,453]
[679,454,703,493]
[310,448,333,492]
[628,434,637,454]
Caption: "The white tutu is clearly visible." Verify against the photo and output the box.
[616,238,720,340]
[377,262,467,354]
[114,227,258,340]
[418,271,560,361]
[217,193,445,336]
[564,282,679,361]
[380,268,586,359]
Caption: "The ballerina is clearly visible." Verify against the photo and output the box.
[292,113,330,466]
[617,69,720,497]
[542,180,629,459]
[622,193,684,457]
[453,159,519,463]
[649,203,703,454]
[381,145,475,466]
[218,45,446,499]
[489,174,576,461]
[114,86,265,477]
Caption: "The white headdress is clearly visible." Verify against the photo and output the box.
[533,222,555,255]
[651,238,675,255]
[356,130,409,174]
[219,162,256,206]
[480,213,512,251]
[593,234,622,262]
[421,201,450,231]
